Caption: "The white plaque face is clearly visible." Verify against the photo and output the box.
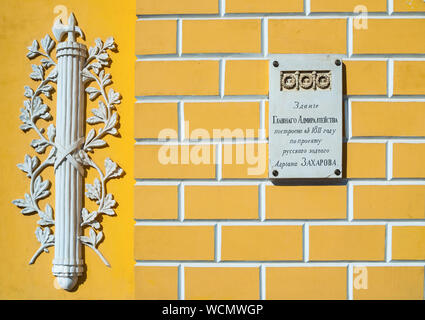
[269,55,343,179]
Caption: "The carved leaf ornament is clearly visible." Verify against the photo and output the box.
[12,13,123,290]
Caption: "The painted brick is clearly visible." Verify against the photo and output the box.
[346,143,386,178]
[136,0,218,14]
[354,19,425,54]
[134,103,178,139]
[183,20,261,54]
[353,267,424,300]
[135,266,178,299]
[354,185,425,220]
[394,0,425,12]
[130,1,425,301]
[184,102,260,139]
[134,145,216,179]
[185,186,258,220]
[185,267,259,300]
[267,267,347,300]
[309,225,386,261]
[134,226,215,260]
[393,143,425,178]
[135,20,176,55]
[226,0,303,13]
[269,19,347,54]
[393,227,425,260]
[352,101,425,137]
[225,60,269,95]
[221,226,303,261]
[394,61,425,95]
[311,0,387,12]
[266,186,347,220]
[343,60,387,95]
[135,61,219,96]
[221,143,268,179]
[134,186,178,220]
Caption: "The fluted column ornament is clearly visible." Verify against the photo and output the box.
[13,13,123,291]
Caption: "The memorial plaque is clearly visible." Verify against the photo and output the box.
[269,55,343,179]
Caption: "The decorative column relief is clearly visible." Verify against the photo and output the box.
[13,13,123,291]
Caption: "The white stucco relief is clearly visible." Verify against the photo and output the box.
[13,13,123,291]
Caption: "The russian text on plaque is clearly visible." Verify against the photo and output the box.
[269,55,343,179]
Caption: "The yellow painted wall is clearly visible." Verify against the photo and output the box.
[0,0,134,299]
[2,0,425,300]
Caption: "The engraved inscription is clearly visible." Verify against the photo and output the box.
[270,55,342,179]
[281,70,331,91]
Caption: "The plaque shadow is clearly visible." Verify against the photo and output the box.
[270,178,348,186]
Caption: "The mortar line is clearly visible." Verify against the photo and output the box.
[136,94,425,102]
[215,223,222,262]
[259,183,266,222]
[219,59,225,98]
[135,179,425,185]
[137,54,425,61]
[347,98,352,139]
[260,265,266,300]
[135,180,265,186]
[136,137,425,145]
[135,220,425,226]
[137,13,425,19]
[349,55,425,60]
[216,143,223,181]
[261,18,268,57]
[387,58,394,97]
[387,0,394,15]
[386,224,392,262]
[177,19,182,56]
[304,0,311,15]
[135,138,269,145]
[345,139,387,144]
[386,141,393,181]
[346,94,425,99]
[178,182,185,222]
[178,101,184,142]
[135,220,425,225]
[219,0,225,17]
[178,264,185,300]
[136,261,425,267]
[348,137,425,142]
[348,264,353,300]
[136,95,269,102]
[347,181,354,221]
[259,100,266,140]
[303,223,309,262]
[347,17,353,58]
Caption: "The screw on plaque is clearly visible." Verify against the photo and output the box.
[334,169,341,176]
[272,170,279,177]
[335,59,342,66]
[273,61,279,68]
